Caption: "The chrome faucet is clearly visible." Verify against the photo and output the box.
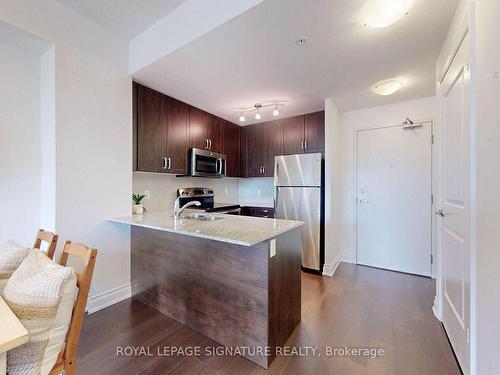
[173,196,201,218]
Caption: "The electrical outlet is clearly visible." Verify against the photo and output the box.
[144,190,150,199]
[270,239,276,257]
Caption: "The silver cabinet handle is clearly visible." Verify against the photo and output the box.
[163,157,168,170]
[263,166,265,175]
[167,157,172,170]
[209,139,212,150]
[301,141,304,150]
[205,139,209,149]
[436,209,446,217]
[304,140,308,150]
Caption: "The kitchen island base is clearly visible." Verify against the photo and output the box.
[131,226,301,368]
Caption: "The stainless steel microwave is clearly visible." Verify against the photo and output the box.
[188,148,226,177]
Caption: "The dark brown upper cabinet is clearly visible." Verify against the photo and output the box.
[189,107,207,150]
[222,120,241,177]
[283,112,325,155]
[304,111,325,153]
[165,97,189,174]
[264,120,283,177]
[244,124,266,177]
[136,84,188,174]
[283,115,306,155]
[206,115,223,153]
[137,85,167,173]
[189,109,223,152]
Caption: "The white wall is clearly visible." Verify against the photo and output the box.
[339,97,436,265]
[0,41,41,245]
[1,1,132,312]
[133,173,240,211]
[324,99,342,275]
[474,0,500,373]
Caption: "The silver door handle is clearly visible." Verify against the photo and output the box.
[359,199,369,203]
[304,140,308,150]
[163,157,168,170]
[209,139,212,150]
[167,157,172,170]
[436,209,446,217]
[262,166,265,175]
[301,141,304,150]
[205,139,209,149]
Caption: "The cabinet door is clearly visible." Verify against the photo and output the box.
[207,115,223,153]
[304,111,325,153]
[189,107,208,150]
[283,115,305,155]
[264,120,283,177]
[137,85,166,172]
[165,97,189,174]
[244,124,266,177]
[222,121,241,177]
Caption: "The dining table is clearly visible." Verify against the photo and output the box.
[0,295,28,374]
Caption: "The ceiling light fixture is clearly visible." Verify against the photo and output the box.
[363,0,412,28]
[233,100,287,122]
[372,79,404,95]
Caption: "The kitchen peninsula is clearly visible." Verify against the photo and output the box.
[108,211,303,368]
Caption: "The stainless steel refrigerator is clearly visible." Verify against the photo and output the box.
[274,153,324,273]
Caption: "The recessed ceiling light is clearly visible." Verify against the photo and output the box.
[363,0,412,28]
[372,79,403,95]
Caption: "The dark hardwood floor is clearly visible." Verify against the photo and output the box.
[77,263,461,375]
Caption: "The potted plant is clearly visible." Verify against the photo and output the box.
[132,194,146,214]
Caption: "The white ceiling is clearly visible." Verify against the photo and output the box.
[61,0,458,125]
[58,0,187,40]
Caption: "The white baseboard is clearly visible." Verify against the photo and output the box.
[341,252,354,264]
[86,284,131,314]
[322,254,341,277]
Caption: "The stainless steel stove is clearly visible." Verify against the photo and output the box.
[177,188,241,214]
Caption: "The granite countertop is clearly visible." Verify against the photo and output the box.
[107,210,303,246]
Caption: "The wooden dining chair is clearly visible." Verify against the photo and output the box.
[33,229,59,260]
[49,241,97,375]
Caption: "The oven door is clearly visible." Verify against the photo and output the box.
[190,148,226,177]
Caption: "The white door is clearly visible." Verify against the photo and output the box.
[438,34,470,374]
[356,123,432,276]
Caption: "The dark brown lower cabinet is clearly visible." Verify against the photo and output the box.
[131,225,301,369]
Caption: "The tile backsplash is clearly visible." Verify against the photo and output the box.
[133,173,275,211]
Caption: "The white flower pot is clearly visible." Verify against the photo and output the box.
[133,204,144,214]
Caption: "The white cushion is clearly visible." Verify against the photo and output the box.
[0,240,31,296]
[4,249,77,375]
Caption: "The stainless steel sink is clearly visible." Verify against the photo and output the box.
[183,213,224,221]
[183,213,207,220]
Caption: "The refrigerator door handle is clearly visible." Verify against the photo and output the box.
[274,188,279,215]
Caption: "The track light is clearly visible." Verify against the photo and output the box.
[255,112,262,120]
[273,106,279,116]
[239,115,246,122]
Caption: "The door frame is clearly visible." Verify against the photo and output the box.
[353,121,435,275]
[434,5,474,375]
